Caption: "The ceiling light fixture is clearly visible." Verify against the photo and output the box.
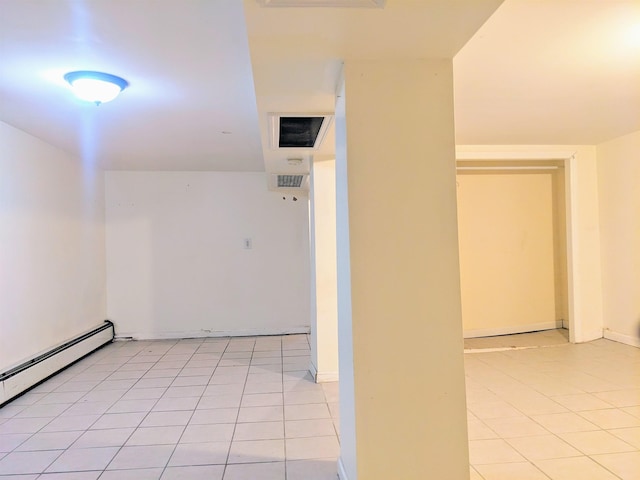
[64,70,129,105]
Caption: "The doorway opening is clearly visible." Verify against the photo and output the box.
[456,158,569,344]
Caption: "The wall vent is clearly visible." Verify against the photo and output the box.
[271,173,308,190]
[269,113,333,150]
[277,174,305,188]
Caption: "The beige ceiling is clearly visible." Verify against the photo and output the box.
[454,0,640,145]
[0,0,638,175]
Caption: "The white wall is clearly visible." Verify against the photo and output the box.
[309,158,339,381]
[0,121,106,371]
[597,130,640,347]
[105,171,310,338]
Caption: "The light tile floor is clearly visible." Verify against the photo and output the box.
[0,334,638,479]
[467,338,640,479]
[0,335,339,479]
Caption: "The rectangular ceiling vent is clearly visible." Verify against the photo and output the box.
[277,174,305,188]
[269,113,333,150]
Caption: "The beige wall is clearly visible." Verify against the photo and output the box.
[457,146,603,343]
[457,170,563,336]
[597,130,640,346]
[338,59,469,480]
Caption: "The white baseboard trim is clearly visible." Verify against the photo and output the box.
[115,326,310,341]
[309,362,339,383]
[603,330,640,348]
[463,321,562,339]
[1,322,113,405]
[316,371,339,383]
[337,457,350,480]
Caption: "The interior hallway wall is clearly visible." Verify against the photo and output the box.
[0,121,106,371]
[105,171,310,338]
[596,130,640,346]
[309,159,339,381]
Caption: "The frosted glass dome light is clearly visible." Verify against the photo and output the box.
[64,71,128,105]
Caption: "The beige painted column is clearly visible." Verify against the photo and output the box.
[336,59,469,480]
[309,158,339,382]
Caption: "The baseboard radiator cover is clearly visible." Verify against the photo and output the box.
[0,320,114,406]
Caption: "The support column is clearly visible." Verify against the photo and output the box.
[336,59,470,480]
[309,158,339,382]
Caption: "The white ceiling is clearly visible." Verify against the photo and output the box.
[1,0,638,174]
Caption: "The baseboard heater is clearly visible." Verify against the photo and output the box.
[0,320,114,406]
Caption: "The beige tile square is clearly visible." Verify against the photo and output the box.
[506,434,582,460]
[15,431,82,451]
[284,390,326,405]
[168,441,230,466]
[592,451,640,480]
[40,471,101,479]
[483,416,550,438]
[240,394,283,408]
[594,389,640,408]
[623,406,640,418]
[285,419,336,439]
[98,468,163,479]
[467,418,499,440]
[468,439,526,465]
[161,465,224,479]
[140,411,192,427]
[468,401,525,420]
[475,461,549,479]
[46,446,118,472]
[532,412,599,434]
[197,394,243,410]
[90,412,146,430]
[180,423,235,443]
[72,428,135,448]
[126,426,185,446]
[108,444,175,469]
[228,439,285,463]
[534,456,619,480]
[223,461,285,480]
[152,397,199,412]
[560,430,637,455]
[286,458,338,480]
[233,422,284,441]
[579,409,640,429]
[551,393,615,412]
[243,382,283,395]
[237,406,284,423]
[285,436,339,461]
[284,404,330,421]
[0,450,63,475]
[0,433,31,452]
[469,466,484,480]
[189,408,238,425]
[610,427,640,449]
